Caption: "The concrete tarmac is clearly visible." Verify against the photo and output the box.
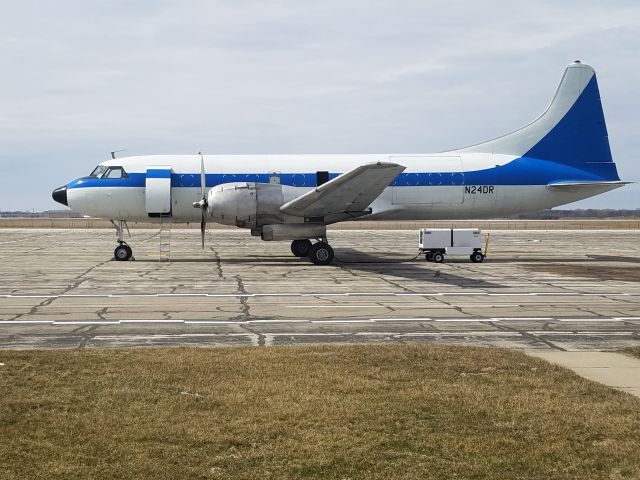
[0,228,639,352]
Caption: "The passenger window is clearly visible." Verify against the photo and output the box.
[103,167,127,179]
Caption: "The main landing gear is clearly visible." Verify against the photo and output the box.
[111,220,133,261]
[290,239,312,257]
[290,239,334,265]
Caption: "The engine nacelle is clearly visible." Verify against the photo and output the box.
[207,182,293,228]
[261,223,326,241]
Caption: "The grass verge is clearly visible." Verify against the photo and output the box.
[624,346,640,359]
[1,345,640,480]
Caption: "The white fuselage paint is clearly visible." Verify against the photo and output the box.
[66,153,617,224]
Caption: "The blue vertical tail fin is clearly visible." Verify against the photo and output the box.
[461,61,619,181]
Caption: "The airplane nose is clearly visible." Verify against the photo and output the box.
[52,186,68,206]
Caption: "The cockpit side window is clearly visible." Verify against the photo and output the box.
[89,165,107,177]
[103,166,128,179]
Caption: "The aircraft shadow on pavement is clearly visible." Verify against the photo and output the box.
[332,248,503,288]
[135,250,502,288]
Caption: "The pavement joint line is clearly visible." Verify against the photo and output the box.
[369,318,433,321]
[528,331,634,336]
[312,320,375,323]
[118,320,185,324]
[247,319,309,323]
[559,318,624,322]
[0,320,54,324]
[488,293,535,296]
[91,333,251,340]
[156,294,209,297]
[434,319,490,322]
[2,292,640,299]
[184,321,247,324]
[492,317,554,320]
[286,305,386,308]
[399,332,518,337]
[53,321,120,325]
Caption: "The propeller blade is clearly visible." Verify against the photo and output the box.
[200,210,206,250]
[199,152,206,203]
[198,151,207,250]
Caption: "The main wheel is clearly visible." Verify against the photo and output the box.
[291,239,312,257]
[114,244,132,261]
[432,252,444,263]
[308,242,334,265]
[470,251,484,263]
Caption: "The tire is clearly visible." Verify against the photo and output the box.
[114,244,132,261]
[470,251,484,263]
[308,242,334,265]
[291,239,312,257]
[425,253,434,262]
[432,252,444,263]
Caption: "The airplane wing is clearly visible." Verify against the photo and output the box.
[280,162,405,218]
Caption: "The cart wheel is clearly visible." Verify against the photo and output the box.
[470,251,484,263]
[432,252,444,263]
[425,253,434,262]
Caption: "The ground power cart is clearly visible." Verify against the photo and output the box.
[419,228,486,263]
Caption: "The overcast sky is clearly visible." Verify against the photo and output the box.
[1,0,638,211]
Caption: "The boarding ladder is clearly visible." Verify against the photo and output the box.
[158,217,171,262]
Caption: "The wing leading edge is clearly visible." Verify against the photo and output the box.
[280,162,405,218]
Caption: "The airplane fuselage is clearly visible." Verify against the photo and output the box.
[64,152,621,223]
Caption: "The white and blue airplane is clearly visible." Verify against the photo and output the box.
[52,61,627,265]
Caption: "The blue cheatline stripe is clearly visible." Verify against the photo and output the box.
[65,157,619,190]
[146,169,172,179]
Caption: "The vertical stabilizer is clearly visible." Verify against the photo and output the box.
[461,61,615,177]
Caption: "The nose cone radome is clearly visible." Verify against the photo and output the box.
[52,186,68,206]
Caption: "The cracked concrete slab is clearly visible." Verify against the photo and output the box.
[0,228,638,351]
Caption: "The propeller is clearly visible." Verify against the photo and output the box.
[192,152,208,249]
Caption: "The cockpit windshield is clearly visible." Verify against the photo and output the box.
[89,165,108,177]
[87,165,128,178]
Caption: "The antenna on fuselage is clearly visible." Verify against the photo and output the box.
[110,149,126,159]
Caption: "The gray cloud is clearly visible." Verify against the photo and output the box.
[0,0,638,210]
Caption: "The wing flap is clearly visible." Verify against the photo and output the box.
[280,162,405,217]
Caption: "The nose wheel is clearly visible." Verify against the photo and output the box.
[114,244,133,261]
[111,220,133,261]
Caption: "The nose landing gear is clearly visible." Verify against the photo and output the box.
[114,243,133,261]
[111,220,134,261]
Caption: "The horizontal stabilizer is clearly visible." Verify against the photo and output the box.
[547,181,631,188]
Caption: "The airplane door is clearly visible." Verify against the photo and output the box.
[145,167,172,216]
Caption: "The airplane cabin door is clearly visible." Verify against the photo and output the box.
[145,167,173,216]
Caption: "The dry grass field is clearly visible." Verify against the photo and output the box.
[626,346,640,359]
[1,345,640,480]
